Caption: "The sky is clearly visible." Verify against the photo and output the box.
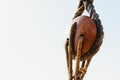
[0,0,120,80]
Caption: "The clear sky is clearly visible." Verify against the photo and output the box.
[0,0,120,80]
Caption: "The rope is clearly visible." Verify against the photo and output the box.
[72,0,104,61]
[65,0,104,80]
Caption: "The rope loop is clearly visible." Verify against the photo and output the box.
[65,1,104,80]
[72,0,104,60]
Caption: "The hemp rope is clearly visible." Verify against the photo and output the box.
[65,0,104,80]
[72,0,104,61]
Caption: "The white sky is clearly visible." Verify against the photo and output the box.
[0,0,120,80]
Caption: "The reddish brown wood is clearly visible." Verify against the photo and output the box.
[71,16,97,56]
